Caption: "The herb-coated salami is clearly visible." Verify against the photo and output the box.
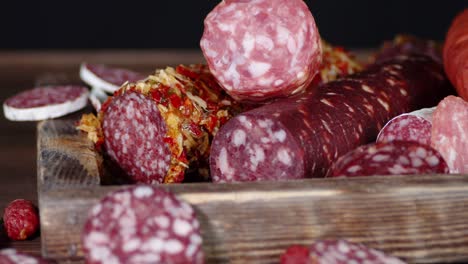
[80,63,147,93]
[200,0,322,103]
[329,141,449,177]
[82,186,204,264]
[210,54,450,182]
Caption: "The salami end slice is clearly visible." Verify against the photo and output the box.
[376,107,434,145]
[201,0,322,103]
[431,96,468,174]
[80,63,146,93]
[3,86,89,121]
[82,186,204,264]
[329,141,449,177]
[0,248,53,264]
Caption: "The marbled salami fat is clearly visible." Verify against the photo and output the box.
[200,0,322,103]
[431,96,468,174]
[3,86,89,121]
[376,107,434,145]
[210,55,450,182]
[0,249,53,264]
[80,63,146,93]
[329,141,449,177]
[82,186,204,264]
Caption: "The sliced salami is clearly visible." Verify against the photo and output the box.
[200,0,322,103]
[0,248,53,264]
[210,54,451,182]
[431,95,468,174]
[376,107,434,145]
[82,185,204,264]
[3,85,89,121]
[80,63,146,93]
[88,86,108,112]
[329,141,449,177]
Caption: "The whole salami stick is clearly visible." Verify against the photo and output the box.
[210,54,451,182]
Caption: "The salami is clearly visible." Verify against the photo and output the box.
[3,86,89,121]
[82,186,204,264]
[376,107,434,145]
[431,95,468,174]
[375,34,442,64]
[210,54,450,182]
[78,64,242,184]
[3,199,40,241]
[80,63,146,93]
[88,86,108,112]
[0,249,53,264]
[329,141,449,177]
[200,0,322,103]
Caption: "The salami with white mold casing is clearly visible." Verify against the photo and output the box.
[210,54,451,182]
[376,107,434,145]
[200,0,322,103]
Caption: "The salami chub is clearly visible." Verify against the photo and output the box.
[210,54,450,183]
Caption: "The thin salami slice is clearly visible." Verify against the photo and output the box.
[376,107,434,145]
[3,85,89,121]
[329,141,449,177]
[80,63,146,93]
[0,248,53,264]
[431,95,468,174]
[210,54,450,182]
[82,186,204,264]
[200,0,322,103]
[89,86,109,112]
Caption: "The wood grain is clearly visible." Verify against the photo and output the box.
[38,119,468,264]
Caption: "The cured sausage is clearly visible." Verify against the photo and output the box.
[375,34,442,64]
[210,54,450,182]
[80,63,146,93]
[3,86,89,121]
[376,107,434,145]
[200,0,322,103]
[82,186,204,264]
[329,141,449,177]
[443,9,468,101]
[0,249,53,264]
[431,95,468,174]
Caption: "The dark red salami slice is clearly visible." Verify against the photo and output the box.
[0,249,53,264]
[210,54,451,182]
[80,63,146,93]
[431,96,468,174]
[376,107,434,145]
[3,86,89,121]
[329,141,449,177]
[82,186,204,264]
[200,0,322,103]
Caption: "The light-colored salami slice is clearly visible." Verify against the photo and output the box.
[3,86,89,121]
[0,248,53,264]
[200,0,322,103]
[376,107,434,145]
[431,96,468,174]
[80,63,146,93]
[329,141,449,177]
[82,186,204,264]
[88,86,109,112]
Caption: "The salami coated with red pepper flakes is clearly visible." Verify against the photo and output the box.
[82,186,204,264]
[80,63,146,93]
[210,54,450,182]
[200,0,322,103]
[0,249,53,264]
[376,107,434,145]
[329,141,449,177]
[431,96,468,174]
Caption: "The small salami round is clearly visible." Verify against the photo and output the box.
[3,199,40,241]
[329,141,449,177]
[0,248,53,264]
[3,86,89,121]
[82,185,204,264]
[200,0,322,103]
[376,107,434,145]
[431,96,468,174]
[80,63,146,93]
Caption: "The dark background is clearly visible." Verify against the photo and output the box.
[0,1,466,50]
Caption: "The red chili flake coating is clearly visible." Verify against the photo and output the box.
[3,199,39,241]
[280,245,311,264]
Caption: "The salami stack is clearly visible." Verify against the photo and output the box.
[210,54,451,182]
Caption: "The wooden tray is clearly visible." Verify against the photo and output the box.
[37,118,468,263]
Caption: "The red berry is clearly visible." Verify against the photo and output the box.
[3,199,39,240]
[280,245,311,264]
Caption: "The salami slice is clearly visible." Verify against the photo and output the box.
[89,86,109,112]
[3,86,89,121]
[80,63,146,93]
[376,107,434,145]
[200,0,322,103]
[329,141,449,177]
[210,54,451,182]
[0,248,53,264]
[82,186,204,264]
[431,96,468,174]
